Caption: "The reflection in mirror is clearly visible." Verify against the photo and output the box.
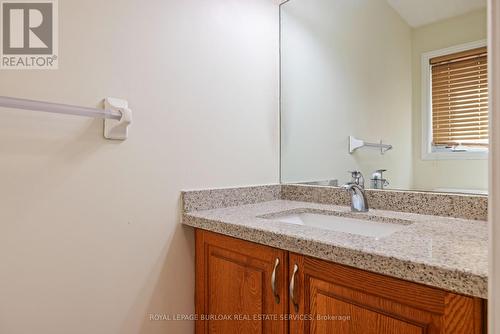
[280,0,488,194]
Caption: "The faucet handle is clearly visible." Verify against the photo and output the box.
[371,169,387,179]
[348,170,360,179]
[347,170,364,188]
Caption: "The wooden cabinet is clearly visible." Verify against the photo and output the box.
[195,229,485,334]
[195,229,288,334]
[288,253,485,334]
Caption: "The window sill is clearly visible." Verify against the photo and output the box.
[422,150,488,161]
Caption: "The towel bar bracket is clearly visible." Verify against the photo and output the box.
[104,97,131,140]
[349,136,392,155]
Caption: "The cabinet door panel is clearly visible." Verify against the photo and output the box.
[196,230,288,334]
[313,295,424,334]
[289,253,485,334]
[208,253,263,333]
[309,277,428,334]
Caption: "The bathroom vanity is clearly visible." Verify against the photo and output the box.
[195,230,484,334]
[182,185,488,334]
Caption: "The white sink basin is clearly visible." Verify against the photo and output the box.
[274,212,410,239]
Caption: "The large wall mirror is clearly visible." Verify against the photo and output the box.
[280,0,488,194]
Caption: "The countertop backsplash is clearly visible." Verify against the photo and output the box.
[182,184,487,221]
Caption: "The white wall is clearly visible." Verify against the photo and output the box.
[0,1,280,334]
[281,0,413,188]
[412,10,488,191]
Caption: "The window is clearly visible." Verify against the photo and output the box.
[422,41,489,160]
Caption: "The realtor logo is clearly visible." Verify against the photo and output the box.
[1,0,58,69]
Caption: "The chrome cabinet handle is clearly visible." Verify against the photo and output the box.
[271,258,280,304]
[289,264,299,312]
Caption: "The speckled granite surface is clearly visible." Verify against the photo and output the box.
[182,185,281,212]
[281,185,488,221]
[182,184,487,220]
[182,199,488,298]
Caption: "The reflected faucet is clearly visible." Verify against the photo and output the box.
[342,183,369,213]
[371,169,389,190]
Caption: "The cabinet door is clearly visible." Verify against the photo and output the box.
[195,229,288,334]
[288,253,485,334]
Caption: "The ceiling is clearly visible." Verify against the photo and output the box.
[386,0,486,27]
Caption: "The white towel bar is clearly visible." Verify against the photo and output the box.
[0,96,132,140]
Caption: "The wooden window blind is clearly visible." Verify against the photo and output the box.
[430,46,488,147]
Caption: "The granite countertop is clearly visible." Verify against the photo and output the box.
[183,199,488,298]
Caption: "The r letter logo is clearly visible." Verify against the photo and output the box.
[1,0,58,69]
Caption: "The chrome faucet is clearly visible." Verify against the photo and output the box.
[342,183,369,212]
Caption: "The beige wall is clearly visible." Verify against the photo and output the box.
[411,9,488,191]
[281,0,413,188]
[0,1,280,334]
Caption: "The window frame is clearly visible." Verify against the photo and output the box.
[421,40,488,161]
